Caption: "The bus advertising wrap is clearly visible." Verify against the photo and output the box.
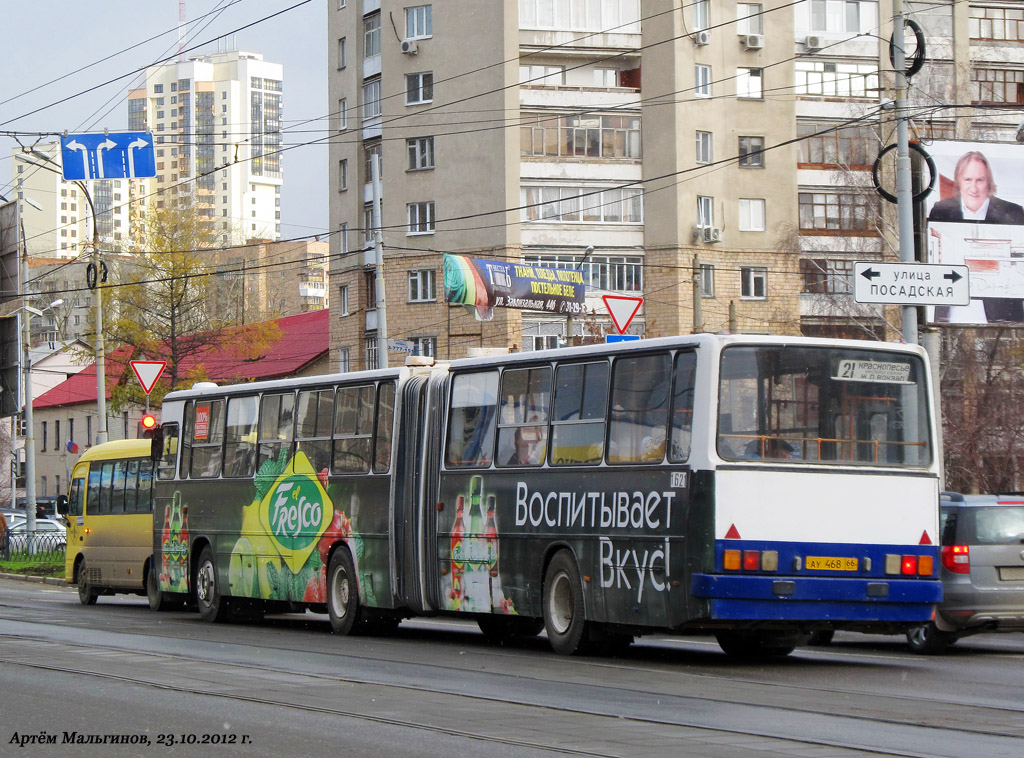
[443,253,586,321]
[925,140,1024,325]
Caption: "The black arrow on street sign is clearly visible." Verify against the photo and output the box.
[860,268,881,280]
[944,270,962,284]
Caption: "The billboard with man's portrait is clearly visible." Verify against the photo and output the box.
[925,141,1024,325]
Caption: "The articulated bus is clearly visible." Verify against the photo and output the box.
[150,334,942,657]
[61,439,157,606]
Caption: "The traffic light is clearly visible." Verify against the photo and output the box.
[138,413,158,439]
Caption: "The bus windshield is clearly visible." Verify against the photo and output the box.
[717,345,931,467]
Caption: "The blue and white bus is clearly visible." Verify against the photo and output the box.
[151,334,941,657]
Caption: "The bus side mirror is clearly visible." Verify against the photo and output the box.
[150,426,164,462]
[56,495,69,515]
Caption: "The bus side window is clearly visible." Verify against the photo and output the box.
[98,462,115,514]
[110,460,128,514]
[180,401,194,477]
[446,371,498,468]
[669,351,697,462]
[373,382,396,473]
[158,423,180,481]
[608,353,671,463]
[550,362,607,466]
[296,389,334,474]
[68,475,85,517]
[258,392,295,470]
[333,385,373,473]
[137,459,155,513]
[87,463,102,515]
[124,460,140,513]
[496,366,551,467]
[190,399,226,479]
[225,395,259,478]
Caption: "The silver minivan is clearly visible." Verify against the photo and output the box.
[906,493,1024,653]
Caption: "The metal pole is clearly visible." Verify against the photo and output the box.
[17,203,36,537]
[893,0,918,345]
[692,254,703,333]
[371,154,388,369]
[83,186,107,444]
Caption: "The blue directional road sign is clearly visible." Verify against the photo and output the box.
[605,334,641,343]
[60,132,156,181]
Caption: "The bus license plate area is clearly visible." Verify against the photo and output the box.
[806,556,859,571]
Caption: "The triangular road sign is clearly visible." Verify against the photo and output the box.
[130,360,167,395]
[602,295,644,334]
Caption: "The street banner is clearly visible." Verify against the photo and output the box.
[443,254,586,321]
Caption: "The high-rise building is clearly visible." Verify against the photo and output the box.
[127,49,284,246]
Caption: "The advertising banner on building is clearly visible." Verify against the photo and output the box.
[924,141,1024,324]
[443,254,586,321]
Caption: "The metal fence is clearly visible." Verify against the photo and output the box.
[0,533,67,563]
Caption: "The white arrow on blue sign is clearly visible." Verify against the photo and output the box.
[60,132,156,181]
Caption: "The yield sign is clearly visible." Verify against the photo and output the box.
[130,360,167,395]
[602,295,643,334]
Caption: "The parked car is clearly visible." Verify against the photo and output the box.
[7,518,67,553]
[906,492,1024,653]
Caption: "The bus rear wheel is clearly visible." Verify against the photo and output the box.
[543,551,588,655]
[77,559,98,606]
[715,630,797,659]
[195,546,230,623]
[327,548,362,635]
[147,562,179,612]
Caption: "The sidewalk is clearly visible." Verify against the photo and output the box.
[0,572,67,586]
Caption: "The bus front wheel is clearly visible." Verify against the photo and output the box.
[543,551,588,655]
[327,548,362,635]
[195,546,230,623]
[77,559,98,606]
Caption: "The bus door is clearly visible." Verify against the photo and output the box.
[392,374,427,611]
[418,372,448,612]
[64,461,90,578]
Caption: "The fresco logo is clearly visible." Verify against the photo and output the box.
[258,451,334,573]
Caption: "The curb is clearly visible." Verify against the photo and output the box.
[0,572,68,586]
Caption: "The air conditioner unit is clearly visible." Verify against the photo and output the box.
[401,39,419,54]
[693,30,711,46]
[707,227,723,243]
[805,35,822,51]
[743,34,764,50]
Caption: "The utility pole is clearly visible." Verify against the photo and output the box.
[566,245,593,345]
[371,153,388,369]
[692,254,703,333]
[893,0,918,346]
[17,202,36,537]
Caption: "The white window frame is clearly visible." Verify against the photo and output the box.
[338,159,348,192]
[407,202,435,234]
[338,285,350,316]
[406,5,433,39]
[741,267,768,299]
[697,195,714,228]
[407,136,435,170]
[408,269,437,302]
[695,64,712,97]
[406,72,434,105]
[411,336,437,357]
[737,3,763,35]
[696,131,713,164]
[519,65,565,86]
[338,98,348,131]
[337,37,347,69]
[364,13,381,57]
[694,0,710,30]
[738,68,763,99]
[738,198,766,231]
[362,78,382,119]
[700,264,715,298]
[338,347,350,373]
[594,68,619,87]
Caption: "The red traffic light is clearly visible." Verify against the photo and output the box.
[141,414,157,430]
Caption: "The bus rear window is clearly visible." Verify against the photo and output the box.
[717,346,931,466]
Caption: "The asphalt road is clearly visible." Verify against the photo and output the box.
[1,577,1022,758]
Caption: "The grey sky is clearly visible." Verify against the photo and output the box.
[0,0,328,240]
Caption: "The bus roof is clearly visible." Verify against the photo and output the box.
[77,438,153,462]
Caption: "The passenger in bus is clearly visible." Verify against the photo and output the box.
[744,437,795,459]
[507,426,544,466]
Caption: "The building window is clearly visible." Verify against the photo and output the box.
[737,68,763,98]
[337,37,347,69]
[970,6,1024,41]
[738,135,765,167]
[696,131,713,164]
[338,159,348,191]
[154,84,164,93]
[522,185,643,223]
[406,5,432,39]
[801,257,853,294]
[737,3,763,35]
[41,421,47,452]
[594,68,619,87]
[365,335,379,370]
[971,67,1024,104]
[364,141,383,180]
[364,12,381,57]
[738,198,766,231]
[338,98,347,131]
[520,0,641,32]
[340,222,349,255]
[520,113,641,159]
[364,204,375,244]
[798,191,878,232]
[526,254,643,293]
[407,202,435,234]
[531,335,560,351]
[406,72,434,105]
[699,264,715,298]
[694,0,710,30]
[362,78,382,119]
[741,267,767,299]
[338,285,350,315]
[808,0,877,33]
[408,269,437,301]
[519,65,565,86]
[796,121,876,168]
[338,347,350,373]
[695,64,712,97]
[411,336,437,357]
[338,0,346,8]
[697,195,714,228]
[407,137,435,170]
[795,61,879,98]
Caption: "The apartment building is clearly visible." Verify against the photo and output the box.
[127,48,284,247]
